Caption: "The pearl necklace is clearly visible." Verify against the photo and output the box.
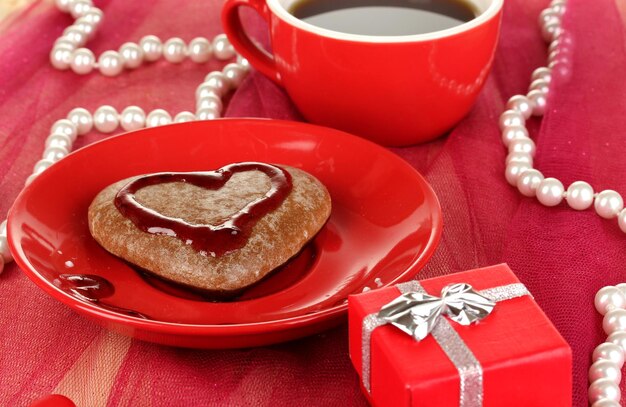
[501,0,626,235]
[0,0,250,274]
[592,286,626,406]
[501,0,626,405]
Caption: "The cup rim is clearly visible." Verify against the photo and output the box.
[266,0,503,43]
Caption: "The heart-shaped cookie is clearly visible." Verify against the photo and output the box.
[88,162,331,295]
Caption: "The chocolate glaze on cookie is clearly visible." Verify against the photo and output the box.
[114,162,292,256]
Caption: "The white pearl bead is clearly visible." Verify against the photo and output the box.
[98,50,124,77]
[548,55,561,69]
[617,283,626,296]
[69,0,92,19]
[56,35,80,49]
[508,137,536,156]
[536,177,564,207]
[50,45,73,70]
[139,35,162,62]
[33,158,55,175]
[213,34,235,60]
[73,21,96,38]
[548,49,564,65]
[196,95,223,112]
[93,105,119,133]
[55,0,72,11]
[120,106,146,131]
[67,107,93,135]
[78,8,103,26]
[595,190,624,219]
[527,89,548,116]
[54,38,77,50]
[506,95,533,119]
[593,342,625,367]
[591,399,621,407]
[589,359,622,383]
[551,26,566,43]
[237,55,250,71]
[43,146,68,162]
[505,163,531,186]
[542,20,562,42]
[566,181,594,210]
[223,63,247,88]
[0,236,12,262]
[501,125,528,147]
[174,111,196,123]
[0,220,6,237]
[50,119,78,142]
[551,2,566,16]
[517,169,544,197]
[596,286,626,315]
[25,173,38,186]
[195,83,220,100]
[119,42,144,69]
[45,133,72,150]
[531,67,552,83]
[188,37,212,63]
[553,37,571,52]
[63,27,88,47]
[498,110,525,131]
[589,378,621,403]
[529,78,550,94]
[538,8,560,26]
[548,38,563,54]
[548,55,570,70]
[203,72,229,97]
[163,38,187,64]
[607,331,626,353]
[604,309,626,336]
[619,209,626,234]
[146,109,172,127]
[550,60,573,82]
[506,152,533,167]
[70,48,95,75]
[196,108,220,121]
[0,234,6,267]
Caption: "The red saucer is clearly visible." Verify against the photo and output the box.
[8,119,442,348]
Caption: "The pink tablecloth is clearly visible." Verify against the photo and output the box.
[1,0,625,406]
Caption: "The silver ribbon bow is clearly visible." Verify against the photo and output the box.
[377,283,496,341]
[361,280,531,407]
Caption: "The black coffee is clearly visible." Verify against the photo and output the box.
[288,0,478,36]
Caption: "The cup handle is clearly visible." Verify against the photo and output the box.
[221,0,282,85]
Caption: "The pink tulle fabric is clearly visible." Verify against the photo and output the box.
[0,0,624,405]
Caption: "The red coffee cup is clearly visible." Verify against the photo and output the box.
[222,0,503,146]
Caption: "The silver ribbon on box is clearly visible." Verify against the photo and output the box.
[361,281,531,407]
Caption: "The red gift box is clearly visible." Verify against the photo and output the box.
[349,264,572,406]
